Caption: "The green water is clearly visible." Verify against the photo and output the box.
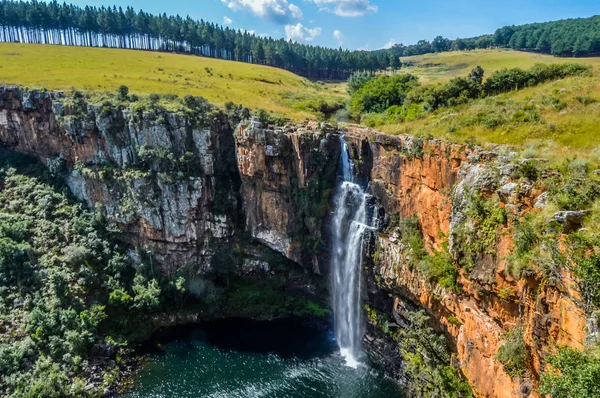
[121,318,403,398]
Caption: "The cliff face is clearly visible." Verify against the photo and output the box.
[234,119,340,273]
[0,87,242,272]
[0,88,339,276]
[0,87,591,397]
[344,125,587,397]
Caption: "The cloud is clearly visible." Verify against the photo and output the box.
[333,30,344,45]
[246,29,270,37]
[285,23,322,42]
[308,0,377,17]
[381,39,395,49]
[223,16,233,25]
[356,38,395,51]
[222,0,303,24]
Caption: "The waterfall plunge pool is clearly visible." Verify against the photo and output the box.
[120,318,403,398]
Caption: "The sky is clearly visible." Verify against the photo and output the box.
[67,0,599,50]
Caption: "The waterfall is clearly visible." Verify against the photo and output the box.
[331,134,373,368]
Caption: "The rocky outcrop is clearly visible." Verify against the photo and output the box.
[0,87,592,397]
[235,118,340,272]
[343,125,588,397]
[0,87,244,272]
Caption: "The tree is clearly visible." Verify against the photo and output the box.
[346,71,372,95]
[539,347,600,397]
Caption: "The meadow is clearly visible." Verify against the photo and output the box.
[0,43,347,119]
[365,50,600,159]
[401,49,600,83]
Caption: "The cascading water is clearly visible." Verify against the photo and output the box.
[331,133,374,368]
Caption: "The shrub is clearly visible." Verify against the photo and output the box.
[117,85,129,100]
[496,325,527,377]
[349,73,419,116]
[347,71,373,95]
[574,95,598,105]
[539,346,600,397]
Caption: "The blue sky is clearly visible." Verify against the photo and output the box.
[68,0,599,50]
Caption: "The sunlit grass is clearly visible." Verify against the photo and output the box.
[402,49,600,84]
[0,43,348,119]
[379,74,600,160]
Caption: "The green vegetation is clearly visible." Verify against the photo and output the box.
[504,159,600,310]
[539,346,600,397]
[496,325,528,378]
[382,15,600,59]
[402,49,600,84]
[351,63,591,128]
[0,43,347,120]
[494,16,600,57]
[0,151,328,396]
[390,215,460,291]
[365,305,472,396]
[0,0,398,80]
[397,310,474,397]
[0,152,139,396]
[453,191,507,275]
[347,71,374,95]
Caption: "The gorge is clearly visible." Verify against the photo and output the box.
[0,86,596,397]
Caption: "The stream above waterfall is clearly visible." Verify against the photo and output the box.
[120,318,403,398]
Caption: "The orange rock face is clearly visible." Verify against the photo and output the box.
[0,88,590,397]
[344,124,588,398]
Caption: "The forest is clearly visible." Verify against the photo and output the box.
[0,0,398,80]
[1,1,599,82]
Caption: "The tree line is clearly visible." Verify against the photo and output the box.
[494,15,600,57]
[0,1,598,81]
[0,0,400,80]
[389,15,600,58]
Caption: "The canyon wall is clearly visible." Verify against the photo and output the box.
[344,126,588,397]
[0,87,338,276]
[0,87,591,397]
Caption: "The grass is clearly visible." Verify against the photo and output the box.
[374,50,600,158]
[379,73,600,157]
[0,43,347,119]
[401,49,600,84]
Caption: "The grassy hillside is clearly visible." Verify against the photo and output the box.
[355,50,600,159]
[402,49,600,83]
[379,73,600,156]
[0,43,347,119]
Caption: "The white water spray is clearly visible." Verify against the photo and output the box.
[331,134,374,368]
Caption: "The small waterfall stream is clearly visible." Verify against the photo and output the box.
[331,133,374,368]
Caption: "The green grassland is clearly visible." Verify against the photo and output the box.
[402,49,600,83]
[0,43,347,119]
[369,50,600,160]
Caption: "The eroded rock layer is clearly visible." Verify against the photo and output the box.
[0,87,591,397]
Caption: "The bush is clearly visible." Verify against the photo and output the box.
[347,71,373,95]
[484,63,591,95]
[349,73,419,116]
[398,310,474,397]
[539,346,600,397]
[496,325,527,377]
[117,85,129,100]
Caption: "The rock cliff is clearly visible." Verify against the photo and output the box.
[0,87,592,397]
[344,125,588,397]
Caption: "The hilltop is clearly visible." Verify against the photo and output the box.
[401,49,600,83]
[0,43,347,120]
[346,50,600,160]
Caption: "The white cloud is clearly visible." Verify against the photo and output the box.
[246,29,270,37]
[381,39,395,49]
[285,23,322,42]
[333,29,344,45]
[356,38,395,51]
[222,0,303,24]
[223,16,233,25]
[308,0,377,17]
